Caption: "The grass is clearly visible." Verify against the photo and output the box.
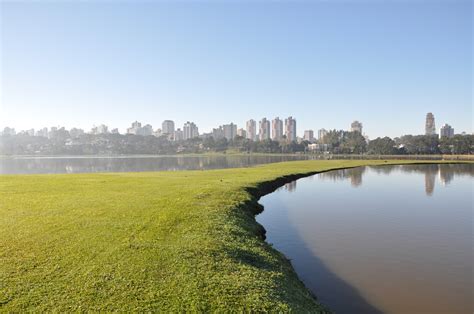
[0,159,469,311]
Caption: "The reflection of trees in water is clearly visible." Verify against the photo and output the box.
[285,181,297,192]
[2,155,311,174]
[319,167,366,187]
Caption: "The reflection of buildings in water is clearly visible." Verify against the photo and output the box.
[424,169,437,196]
[285,180,297,192]
[439,166,455,186]
[349,167,364,187]
[318,167,366,187]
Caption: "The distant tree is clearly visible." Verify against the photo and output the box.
[398,135,439,154]
[341,131,367,154]
[451,135,473,154]
[368,137,398,155]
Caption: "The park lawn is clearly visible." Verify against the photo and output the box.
[0,159,465,312]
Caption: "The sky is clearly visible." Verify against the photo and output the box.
[1,0,472,138]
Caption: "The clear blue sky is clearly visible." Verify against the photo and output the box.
[1,0,471,138]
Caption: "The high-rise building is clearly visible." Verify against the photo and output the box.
[1,127,16,136]
[162,120,175,135]
[318,128,328,142]
[304,130,315,142]
[425,113,436,135]
[259,118,271,141]
[127,121,142,135]
[174,128,183,141]
[351,120,363,133]
[271,117,283,140]
[126,121,153,136]
[142,124,153,136]
[183,122,199,140]
[246,119,257,141]
[91,124,109,135]
[284,116,297,142]
[212,127,224,140]
[223,123,237,140]
[70,128,85,138]
[36,127,48,138]
[237,128,247,138]
[439,123,454,138]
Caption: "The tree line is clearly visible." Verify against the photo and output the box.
[0,130,472,155]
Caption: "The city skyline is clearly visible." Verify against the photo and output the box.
[2,112,466,141]
[1,1,471,138]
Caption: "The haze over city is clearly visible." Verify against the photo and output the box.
[1,0,471,138]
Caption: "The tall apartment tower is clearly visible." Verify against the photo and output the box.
[284,116,297,142]
[223,123,237,140]
[162,120,175,135]
[439,123,454,138]
[183,121,199,140]
[425,113,436,135]
[318,128,328,142]
[304,130,315,142]
[351,121,363,133]
[271,117,283,140]
[259,118,271,141]
[246,119,257,141]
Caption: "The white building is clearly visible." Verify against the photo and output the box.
[174,128,184,141]
[223,123,237,140]
[126,121,153,136]
[70,128,85,138]
[237,128,247,138]
[259,118,270,141]
[304,130,315,142]
[272,117,283,140]
[318,128,328,142]
[162,120,175,136]
[285,116,297,142]
[246,119,257,141]
[142,124,153,136]
[183,122,199,140]
[91,124,109,135]
[439,123,454,138]
[127,121,142,135]
[212,127,224,140]
[36,127,48,138]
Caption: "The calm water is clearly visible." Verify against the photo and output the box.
[257,164,473,314]
[0,155,309,174]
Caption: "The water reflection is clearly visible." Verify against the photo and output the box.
[285,181,297,192]
[319,167,367,187]
[319,164,473,196]
[0,155,310,174]
[258,164,473,314]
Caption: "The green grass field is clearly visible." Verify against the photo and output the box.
[0,160,467,311]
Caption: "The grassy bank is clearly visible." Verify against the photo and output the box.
[0,160,467,311]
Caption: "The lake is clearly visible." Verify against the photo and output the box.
[257,164,473,314]
[0,155,310,174]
